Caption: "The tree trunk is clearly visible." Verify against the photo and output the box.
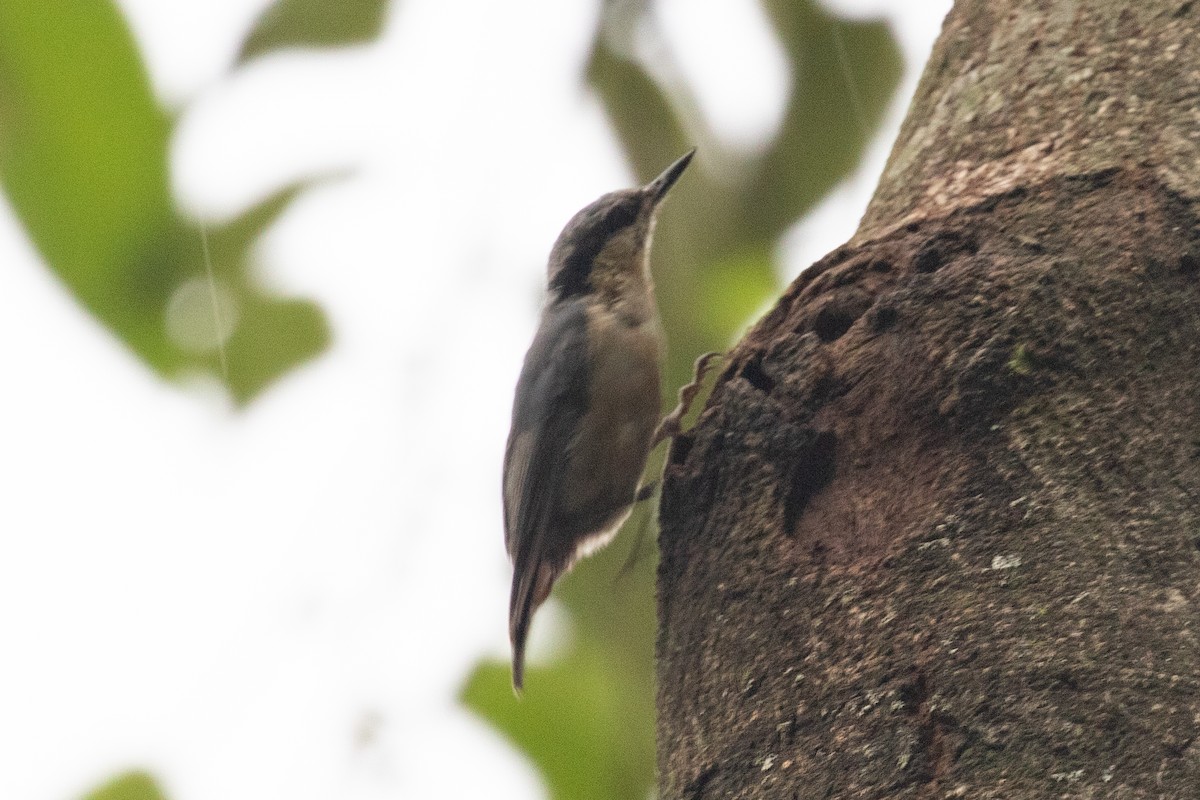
[656,1,1200,798]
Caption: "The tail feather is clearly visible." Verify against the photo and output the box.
[509,561,555,693]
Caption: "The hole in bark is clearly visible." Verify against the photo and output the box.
[684,764,718,800]
[1067,167,1120,190]
[813,305,857,342]
[915,231,979,273]
[824,247,854,268]
[783,431,836,532]
[1173,1,1193,18]
[739,356,775,394]
[867,302,898,332]
[915,248,944,273]
[669,433,694,466]
[1180,252,1198,276]
[870,259,893,272]
[1052,670,1080,691]
[899,671,929,714]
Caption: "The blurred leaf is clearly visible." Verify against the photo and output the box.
[585,40,691,194]
[237,0,390,63]
[462,634,655,800]
[750,2,903,241]
[199,181,334,401]
[0,0,330,402]
[468,0,903,798]
[463,496,661,800]
[82,771,166,800]
[694,249,778,342]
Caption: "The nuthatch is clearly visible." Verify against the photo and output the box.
[503,150,695,691]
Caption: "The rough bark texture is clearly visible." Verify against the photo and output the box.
[656,1,1200,798]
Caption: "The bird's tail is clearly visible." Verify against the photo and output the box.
[509,561,555,694]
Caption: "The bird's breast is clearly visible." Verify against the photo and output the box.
[557,305,663,536]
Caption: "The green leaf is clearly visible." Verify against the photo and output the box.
[193,181,335,402]
[462,634,655,800]
[692,249,778,345]
[237,0,391,63]
[464,501,660,800]
[82,771,167,800]
[0,0,330,402]
[750,2,904,241]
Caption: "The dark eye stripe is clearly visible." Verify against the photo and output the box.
[550,200,640,297]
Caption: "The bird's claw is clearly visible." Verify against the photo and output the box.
[653,351,724,446]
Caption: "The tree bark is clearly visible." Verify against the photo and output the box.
[656,1,1200,798]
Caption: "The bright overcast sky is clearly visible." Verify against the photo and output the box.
[0,1,949,798]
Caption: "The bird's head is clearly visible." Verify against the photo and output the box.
[546,149,694,300]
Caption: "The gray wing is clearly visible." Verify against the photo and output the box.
[502,297,589,689]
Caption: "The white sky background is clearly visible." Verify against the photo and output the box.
[0,1,949,798]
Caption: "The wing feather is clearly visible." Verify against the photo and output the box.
[502,298,589,689]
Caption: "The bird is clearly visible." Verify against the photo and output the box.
[503,149,694,691]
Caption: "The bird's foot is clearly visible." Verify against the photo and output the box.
[652,351,724,446]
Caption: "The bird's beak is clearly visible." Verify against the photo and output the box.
[644,148,696,205]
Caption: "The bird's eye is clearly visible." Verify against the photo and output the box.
[601,199,639,234]
[548,195,642,297]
